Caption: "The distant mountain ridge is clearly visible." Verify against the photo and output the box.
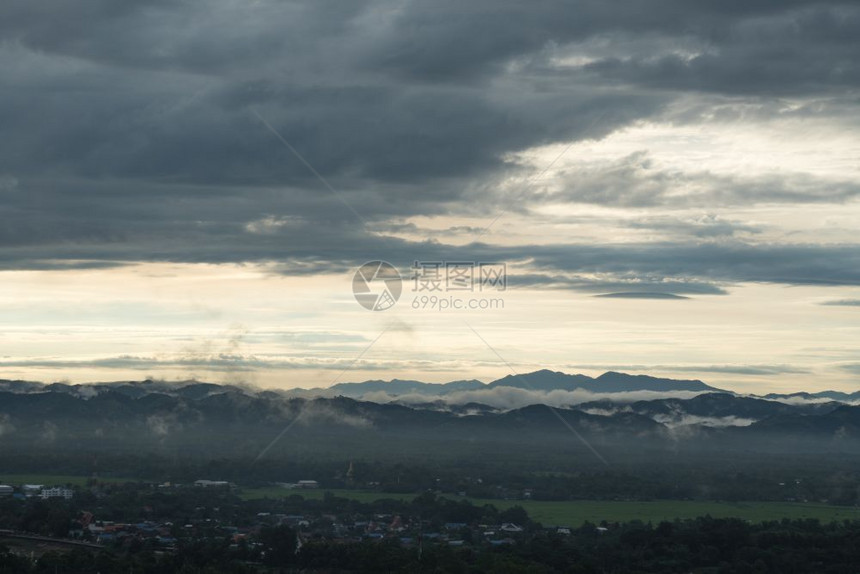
[486,370,722,394]
[2,373,856,407]
[0,384,859,460]
[763,390,860,402]
[328,378,486,397]
[1,373,860,463]
[314,369,725,398]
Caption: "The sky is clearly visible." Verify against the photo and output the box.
[1,0,859,393]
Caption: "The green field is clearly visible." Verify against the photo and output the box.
[239,487,416,503]
[0,474,139,487]
[4,475,857,527]
[240,487,860,526]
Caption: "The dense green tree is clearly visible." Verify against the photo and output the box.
[258,524,297,567]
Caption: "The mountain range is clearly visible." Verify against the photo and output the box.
[314,369,724,398]
[0,371,859,462]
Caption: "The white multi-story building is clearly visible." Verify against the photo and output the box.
[194,479,230,488]
[40,487,73,500]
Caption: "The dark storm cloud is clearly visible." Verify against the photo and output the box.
[3,206,860,294]
[3,0,830,78]
[523,242,860,288]
[579,5,860,95]
[368,0,846,87]
[1,0,858,289]
[0,0,657,186]
[4,0,855,186]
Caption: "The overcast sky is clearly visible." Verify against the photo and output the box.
[1,0,859,392]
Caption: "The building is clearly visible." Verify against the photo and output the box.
[41,487,74,500]
[0,485,13,497]
[297,480,319,489]
[194,480,230,488]
[22,484,44,497]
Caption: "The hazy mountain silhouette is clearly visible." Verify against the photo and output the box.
[324,370,724,396]
[328,378,485,397]
[1,376,859,460]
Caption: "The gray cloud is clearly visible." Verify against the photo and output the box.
[594,292,690,300]
[544,152,860,208]
[2,212,860,292]
[625,214,764,239]
[523,242,860,289]
[0,0,858,294]
[0,353,504,376]
[568,364,809,376]
[578,5,860,96]
[669,365,810,376]
[509,273,728,295]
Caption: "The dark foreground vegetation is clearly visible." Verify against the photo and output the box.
[4,515,860,573]
[2,481,860,573]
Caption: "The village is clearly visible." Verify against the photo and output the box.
[0,477,545,563]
